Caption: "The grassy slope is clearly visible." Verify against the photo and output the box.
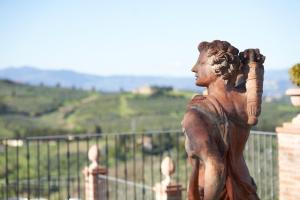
[0,79,299,138]
[0,80,91,137]
[254,99,299,131]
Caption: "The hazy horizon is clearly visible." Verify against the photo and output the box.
[0,65,290,78]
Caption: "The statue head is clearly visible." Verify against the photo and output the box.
[192,40,240,87]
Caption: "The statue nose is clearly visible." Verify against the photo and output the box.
[191,65,197,73]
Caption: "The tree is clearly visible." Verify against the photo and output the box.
[289,63,300,86]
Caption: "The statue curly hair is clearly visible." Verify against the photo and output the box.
[198,40,240,83]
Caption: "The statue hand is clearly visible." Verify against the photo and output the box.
[240,49,265,65]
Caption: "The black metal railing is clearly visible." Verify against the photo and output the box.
[0,130,278,200]
[244,131,279,200]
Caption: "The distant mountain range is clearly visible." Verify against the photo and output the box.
[0,66,293,96]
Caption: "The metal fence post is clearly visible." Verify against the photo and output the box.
[82,145,108,200]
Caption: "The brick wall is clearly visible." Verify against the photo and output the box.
[276,124,300,200]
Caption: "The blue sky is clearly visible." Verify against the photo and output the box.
[0,0,299,76]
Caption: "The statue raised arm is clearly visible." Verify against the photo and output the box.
[182,40,264,200]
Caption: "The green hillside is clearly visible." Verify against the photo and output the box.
[0,80,195,137]
[0,80,91,137]
[0,79,298,138]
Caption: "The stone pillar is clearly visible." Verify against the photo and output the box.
[82,145,108,200]
[153,156,182,200]
[276,112,300,199]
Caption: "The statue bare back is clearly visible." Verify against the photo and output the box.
[182,40,265,200]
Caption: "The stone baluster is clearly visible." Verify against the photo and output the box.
[82,145,107,200]
[153,156,182,200]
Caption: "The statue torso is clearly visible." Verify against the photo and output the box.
[184,94,259,199]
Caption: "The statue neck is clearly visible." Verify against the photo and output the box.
[207,78,232,98]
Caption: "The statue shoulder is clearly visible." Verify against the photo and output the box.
[182,95,212,132]
[188,94,207,106]
[186,95,218,117]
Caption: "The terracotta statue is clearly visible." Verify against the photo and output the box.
[181,40,265,200]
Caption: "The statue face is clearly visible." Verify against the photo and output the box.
[191,50,217,87]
